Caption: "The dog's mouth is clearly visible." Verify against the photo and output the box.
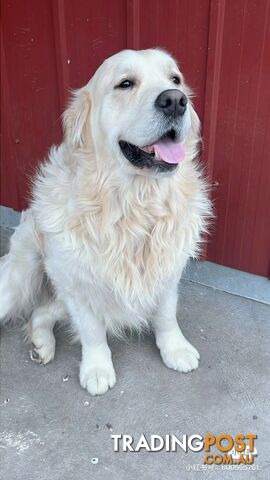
[119,130,185,173]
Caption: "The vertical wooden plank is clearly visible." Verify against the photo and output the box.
[51,0,70,114]
[206,0,270,276]
[199,0,225,259]
[126,0,141,49]
[0,28,20,208]
[201,0,226,178]
[62,0,127,88]
[1,0,62,210]
[136,0,210,120]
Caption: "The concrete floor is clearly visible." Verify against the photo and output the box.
[0,227,270,479]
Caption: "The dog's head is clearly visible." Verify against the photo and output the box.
[63,49,200,177]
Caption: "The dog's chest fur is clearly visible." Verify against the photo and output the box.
[33,149,209,319]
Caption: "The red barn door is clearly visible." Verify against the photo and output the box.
[1,0,270,276]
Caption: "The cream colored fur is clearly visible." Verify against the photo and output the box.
[0,49,211,395]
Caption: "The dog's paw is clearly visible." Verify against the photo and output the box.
[160,342,200,373]
[30,327,56,365]
[80,362,116,396]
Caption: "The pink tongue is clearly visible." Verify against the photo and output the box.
[153,140,185,164]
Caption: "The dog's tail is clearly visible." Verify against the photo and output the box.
[0,209,45,323]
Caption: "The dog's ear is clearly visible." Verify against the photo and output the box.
[63,87,91,148]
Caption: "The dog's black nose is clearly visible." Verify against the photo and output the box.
[155,89,187,117]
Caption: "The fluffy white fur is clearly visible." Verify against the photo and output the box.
[0,49,211,395]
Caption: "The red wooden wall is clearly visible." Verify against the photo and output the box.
[1,0,270,277]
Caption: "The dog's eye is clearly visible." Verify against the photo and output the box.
[116,79,134,89]
[172,76,181,85]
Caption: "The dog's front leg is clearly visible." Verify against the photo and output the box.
[152,277,200,373]
[65,298,116,396]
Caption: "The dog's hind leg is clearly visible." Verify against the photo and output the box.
[28,298,67,365]
[0,210,44,322]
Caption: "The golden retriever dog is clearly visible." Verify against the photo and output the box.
[0,49,211,395]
